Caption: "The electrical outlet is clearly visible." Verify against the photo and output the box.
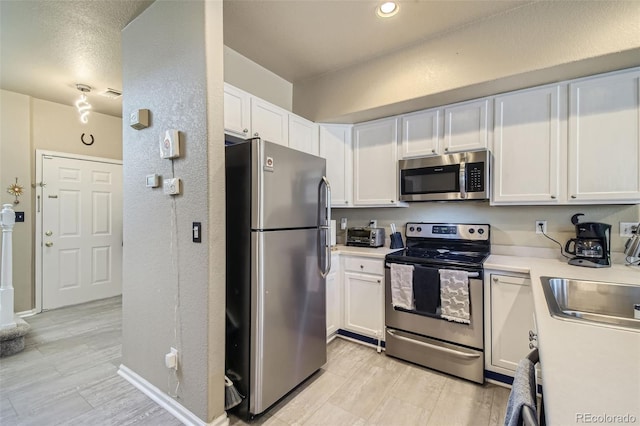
[165,347,178,370]
[619,222,638,237]
[535,220,547,234]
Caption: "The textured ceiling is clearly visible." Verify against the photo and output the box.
[0,0,153,117]
[0,0,533,118]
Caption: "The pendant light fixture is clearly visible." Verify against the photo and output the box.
[75,83,92,124]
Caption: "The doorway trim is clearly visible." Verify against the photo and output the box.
[34,150,123,312]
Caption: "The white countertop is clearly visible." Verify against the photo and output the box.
[485,254,640,425]
[331,244,402,259]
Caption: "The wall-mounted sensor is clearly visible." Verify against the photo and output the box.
[145,174,160,188]
[160,130,180,159]
[163,178,181,195]
[130,109,149,130]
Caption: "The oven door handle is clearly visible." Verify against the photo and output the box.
[386,329,481,360]
[385,264,479,278]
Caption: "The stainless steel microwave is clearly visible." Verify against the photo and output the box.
[399,150,489,201]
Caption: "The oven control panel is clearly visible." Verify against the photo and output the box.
[405,223,490,241]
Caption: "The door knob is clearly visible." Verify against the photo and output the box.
[45,242,53,247]
[45,231,53,236]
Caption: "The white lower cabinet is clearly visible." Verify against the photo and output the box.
[341,255,384,340]
[326,253,341,340]
[485,271,535,376]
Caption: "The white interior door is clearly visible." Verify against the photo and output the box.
[40,154,122,310]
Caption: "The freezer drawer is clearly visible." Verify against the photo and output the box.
[385,328,484,384]
[250,228,327,414]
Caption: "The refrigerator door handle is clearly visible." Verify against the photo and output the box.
[317,176,332,278]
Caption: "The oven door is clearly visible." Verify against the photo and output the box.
[384,263,484,349]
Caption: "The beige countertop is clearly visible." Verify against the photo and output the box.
[331,244,402,259]
[485,254,640,425]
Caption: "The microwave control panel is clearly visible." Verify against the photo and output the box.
[467,162,485,192]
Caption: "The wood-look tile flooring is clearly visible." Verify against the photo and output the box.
[230,338,510,426]
[1,297,510,426]
[0,296,181,426]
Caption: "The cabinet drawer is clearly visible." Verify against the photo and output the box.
[343,257,384,275]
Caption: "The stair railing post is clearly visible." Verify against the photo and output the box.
[0,203,16,329]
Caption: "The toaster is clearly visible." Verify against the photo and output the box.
[346,227,385,248]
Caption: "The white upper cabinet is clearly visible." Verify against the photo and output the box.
[443,98,489,153]
[289,115,319,155]
[353,117,401,206]
[492,85,563,204]
[250,97,289,146]
[400,108,442,158]
[223,83,250,138]
[319,124,353,207]
[568,69,640,203]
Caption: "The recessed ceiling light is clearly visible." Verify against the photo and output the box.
[377,1,398,18]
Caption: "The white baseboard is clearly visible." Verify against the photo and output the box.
[118,364,229,426]
[17,309,38,318]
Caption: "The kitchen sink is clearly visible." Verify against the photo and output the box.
[540,276,640,331]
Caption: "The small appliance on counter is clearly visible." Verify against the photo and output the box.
[565,213,611,268]
[346,226,385,247]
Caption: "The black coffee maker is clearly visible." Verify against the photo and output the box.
[565,213,611,268]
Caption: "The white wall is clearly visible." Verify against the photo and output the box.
[121,0,225,422]
[224,45,293,111]
[293,1,640,123]
[0,89,122,312]
[335,204,640,255]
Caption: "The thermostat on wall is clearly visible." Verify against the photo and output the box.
[163,178,181,195]
[146,174,160,188]
[130,109,149,130]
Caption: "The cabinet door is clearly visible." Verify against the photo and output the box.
[490,274,534,372]
[353,118,399,205]
[319,124,352,207]
[326,253,341,338]
[343,271,383,339]
[289,115,319,155]
[568,70,640,203]
[223,83,250,138]
[492,85,562,204]
[443,99,489,153]
[251,97,289,146]
[400,109,441,158]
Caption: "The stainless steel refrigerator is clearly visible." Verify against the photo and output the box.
[225,137,331,418]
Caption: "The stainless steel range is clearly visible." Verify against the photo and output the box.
[384,222,490,383]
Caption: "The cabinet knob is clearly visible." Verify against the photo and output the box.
[45,230,53,236]
[492,277,498,282]
[45,241,53,247]
[360,265,364,269]
[377,279,381,283]
[345,201,349,204]
[444,147,449,152]
[390,200,394,203]
[243,128,248,134]
[550,195,556,199]
[432,149,436,154]
[571,195,577,199]
[254,132,259,137]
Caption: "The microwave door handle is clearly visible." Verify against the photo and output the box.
[459,160,467,199]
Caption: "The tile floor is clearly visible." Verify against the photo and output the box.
[0,297,510,426]
[229,338,510,426]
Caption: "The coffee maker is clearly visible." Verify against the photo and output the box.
[565,213,611,268]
